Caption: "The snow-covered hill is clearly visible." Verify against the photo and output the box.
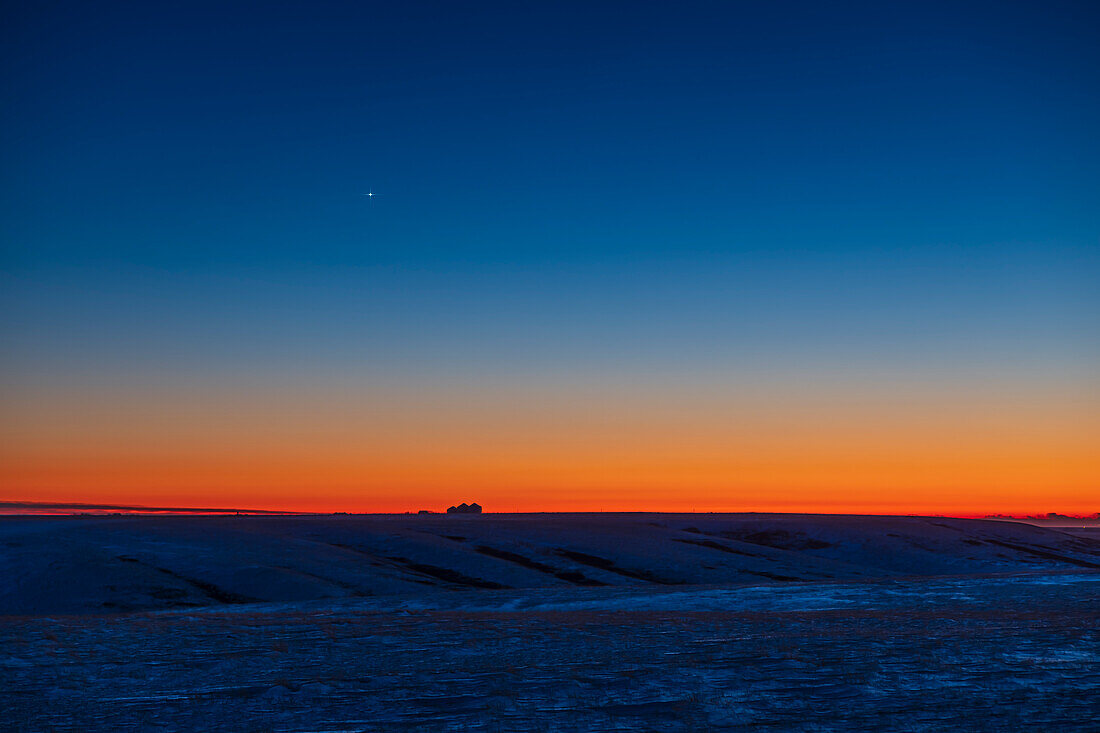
[3,513,1098,615]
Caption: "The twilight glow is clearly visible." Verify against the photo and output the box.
[2,2,1097,515]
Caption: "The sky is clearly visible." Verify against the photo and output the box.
[1,1,1097,514]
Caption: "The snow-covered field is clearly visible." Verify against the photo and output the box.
[3,514,1099,730]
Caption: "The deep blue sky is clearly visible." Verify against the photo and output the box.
[2,0,1098,381]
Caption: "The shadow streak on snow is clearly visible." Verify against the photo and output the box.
[672,537,765,558]
[981,540,1100,569]
[473,545,606,587]
[386,556,511,590]
[120,557,257,605]
[554,549,685,585]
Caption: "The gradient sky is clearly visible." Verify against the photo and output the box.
[2,1,1098,514]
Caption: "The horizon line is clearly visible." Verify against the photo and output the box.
[0,500,306,515]
[0,500,1096,521]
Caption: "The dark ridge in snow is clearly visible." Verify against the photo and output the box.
[672,537,766,557]
[981,539,1100,569]
[139,560,258,605]
[473,545,606,586]
[554,548,685,585]
[386,556,510,589]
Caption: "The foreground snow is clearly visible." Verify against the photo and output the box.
[3,572,1099,731]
